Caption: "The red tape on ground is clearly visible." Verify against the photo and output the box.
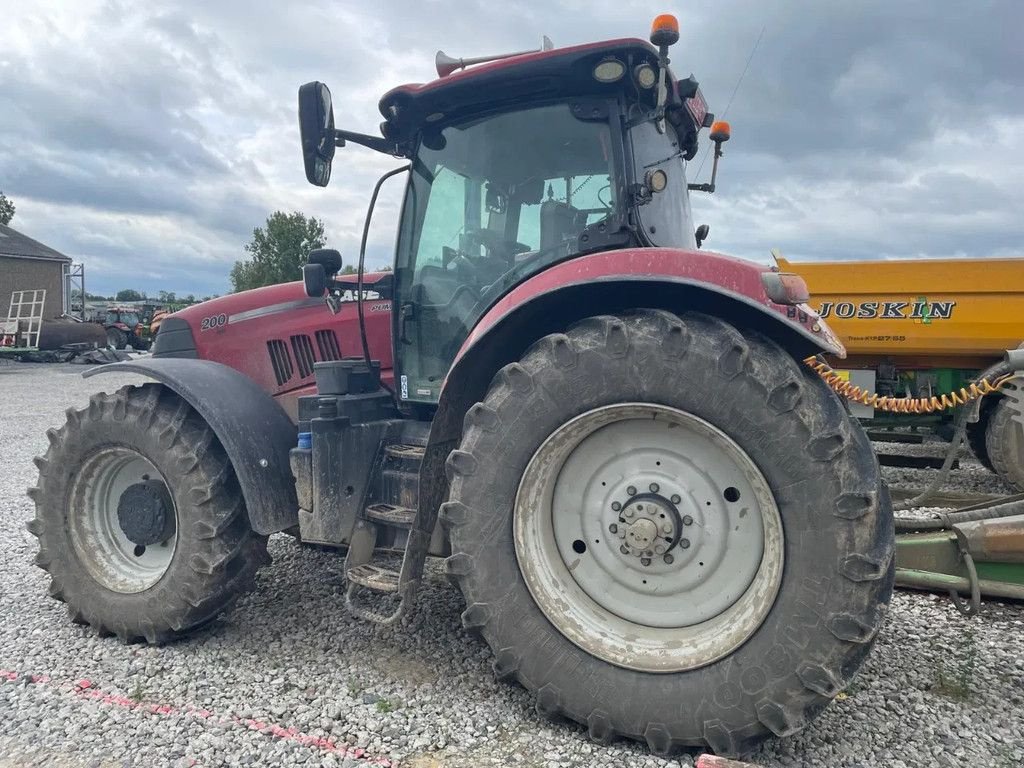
[1,669,397,766]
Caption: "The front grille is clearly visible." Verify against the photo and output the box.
[290,334,316,378]
[267,339,293,386]
[315,329,341,361]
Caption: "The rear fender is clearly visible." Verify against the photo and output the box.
[420,248,844,522]
[84,358,298,535]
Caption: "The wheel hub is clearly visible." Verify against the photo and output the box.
[117,479,175,546]
[615,490,687,561]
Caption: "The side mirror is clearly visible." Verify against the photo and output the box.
[303,263,327,298]
[695,224,710,249]
[298,82,336,187]
[308,248,343,277]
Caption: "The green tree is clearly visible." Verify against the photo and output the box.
[115,289,146,302]
[0,191,14,225]
[231,211,326,292]
[158,290,177,304]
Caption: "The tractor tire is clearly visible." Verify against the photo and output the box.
[442,310,893,757]
[27,383,270,643]
[985,388,1024,492]
[106,327,128,350]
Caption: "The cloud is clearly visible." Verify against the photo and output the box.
[0,0,1021,298]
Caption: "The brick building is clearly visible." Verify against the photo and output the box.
[0,223,73,319]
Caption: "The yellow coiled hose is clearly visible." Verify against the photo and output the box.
[803,356,1010,414]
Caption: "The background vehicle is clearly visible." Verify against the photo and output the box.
[30,18,892,757]
[780,255,1024,491]
[100,307,148,350]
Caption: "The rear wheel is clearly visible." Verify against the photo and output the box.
[106,327,127,350]
[443,310,893,757]
[985,385,1024,492]
[28,384,270,643]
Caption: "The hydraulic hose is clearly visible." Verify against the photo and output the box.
[804,356,1011,414]
[894,496,1024,532]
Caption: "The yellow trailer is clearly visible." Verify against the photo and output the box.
[777,256,1024,491]
[776,256,1024,370]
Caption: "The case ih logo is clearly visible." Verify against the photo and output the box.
[817,297,956,324]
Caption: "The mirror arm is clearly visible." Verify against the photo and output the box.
[334,129,403,156]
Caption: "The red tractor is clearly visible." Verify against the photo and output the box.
[29,17,892,757]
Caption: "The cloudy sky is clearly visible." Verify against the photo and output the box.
[1,0,1021,297]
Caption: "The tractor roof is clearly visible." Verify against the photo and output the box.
[377,38,672,145]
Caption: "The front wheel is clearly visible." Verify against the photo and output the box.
[442,310,893,757]
[28,384,270,643]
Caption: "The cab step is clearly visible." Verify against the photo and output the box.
[365,502,416,528]
[347,563,401,593]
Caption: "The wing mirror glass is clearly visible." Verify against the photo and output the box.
[298,82,336,187]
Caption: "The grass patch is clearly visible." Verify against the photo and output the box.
[376,698,395,713]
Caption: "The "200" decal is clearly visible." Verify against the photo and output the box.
[199,313,228,331]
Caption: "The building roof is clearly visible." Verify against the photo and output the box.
[0,223,73,263]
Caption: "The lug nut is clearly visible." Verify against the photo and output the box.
[624,508,635,519]
[641,557,651,567]
[661,522,673,534]
[654,544,666,554]
[664,554,674,565]
[680,538,691,549]
[683,515,693,526]
[608,523,618,534]
[611,501,621,512]
[671,494,681,504]
[649,482,660,493]
[620,544,629,555]
[627,486,637,496]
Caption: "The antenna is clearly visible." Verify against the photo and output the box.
[694,25,765,180]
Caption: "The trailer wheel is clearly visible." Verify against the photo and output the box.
[985,387,1024,492]
[27,383,270,643]
[443,310,893,757]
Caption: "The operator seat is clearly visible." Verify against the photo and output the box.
[540,198,586,252]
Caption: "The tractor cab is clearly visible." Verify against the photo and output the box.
[298,18,730,405]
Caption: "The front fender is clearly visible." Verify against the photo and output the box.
[84,358,298,535]
[460,247,843,358]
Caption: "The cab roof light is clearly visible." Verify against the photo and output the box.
[593,58,626,83]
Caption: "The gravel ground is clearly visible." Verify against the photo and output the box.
[1,361,1022,768]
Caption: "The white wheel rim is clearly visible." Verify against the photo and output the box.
[69,448,177,593]
[514,403,784,673]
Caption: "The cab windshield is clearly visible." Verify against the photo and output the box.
[395,102,621,403]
